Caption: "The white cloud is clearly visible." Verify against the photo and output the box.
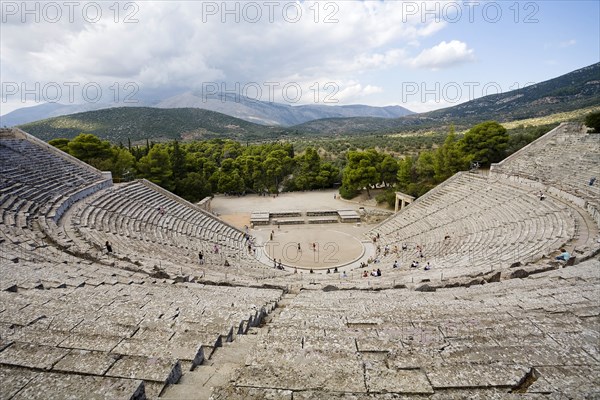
[1,0,595,115]
[559,39,577,48]
[335,83,384,103]
[351,49,407,71]
[408,40,475,70]
[0,1,457,109]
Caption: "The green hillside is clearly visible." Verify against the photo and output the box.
[18,107,291,143]
[293,62,600,135]
[17,63,600,142]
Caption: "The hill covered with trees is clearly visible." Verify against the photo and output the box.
[17,64,599,143]
[20,107,292,143]
[291,63,600,135]
[48,119,564,205]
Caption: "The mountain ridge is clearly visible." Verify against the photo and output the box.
[155,91,414,126]
[12,62,600,142]
[1,91,413,127]
[293,62,600,134]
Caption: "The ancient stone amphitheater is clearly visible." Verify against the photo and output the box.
[0,123,598,399]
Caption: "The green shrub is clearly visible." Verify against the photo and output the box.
[339,185,358,200]
[585,111,600,133]
[375,190,396,208]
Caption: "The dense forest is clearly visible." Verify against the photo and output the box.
[49,121,558,206]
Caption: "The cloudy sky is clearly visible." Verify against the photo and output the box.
[1,0,599,115]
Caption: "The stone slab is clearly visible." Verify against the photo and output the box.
[530,365,600,397]
[0,342,68,370]
[32,316,84,334]
[11,371,145,400]
[294,391,438,399]
[365,360,434,394]
[210,386,293,400]
[11,327,70,347]
[0,365,39,399]
[0,306,47,326]
[302,336,356,352]
[59,333,123,352]
[53,349,118,375]
[106,355,181,384]
[144,381,167,399]
[113,337,204,367]
[235,347,366,392]
[425,363,529,389]
[70,319,139,338]
[356,336,402,353]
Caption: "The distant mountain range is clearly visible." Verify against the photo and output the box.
[0,102,123,128]
[155,91,413,126]
[294,62,600,134]
[1,91,413,128]
[9,62,600,142]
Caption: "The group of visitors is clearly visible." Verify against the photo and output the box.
[407,260,432,270]
[368,235,437,272]
[363,268,382,277]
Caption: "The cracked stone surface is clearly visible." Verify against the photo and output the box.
[425,363,529,389]
[1,125,599,399]
[10,371,145,400]
[235,347,366,392]
[210,387,293,399]
[107,355,181,384]
[364,361,433,394]
[202,260,599,398]
[0,366,39,399]
[0,342,69,370]
[53,349,118,375]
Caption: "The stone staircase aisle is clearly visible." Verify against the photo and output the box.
[159,292,297,400]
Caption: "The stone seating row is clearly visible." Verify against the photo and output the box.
[220,260,599,398]
[366,173,575,279]
[0,366,147,400]
[71,215,277,276]
[59,180,279,279]
[0,280,283,399]
[0,139,101,184]
[76,181,243,245]
[492,123,599,204]
[1,138,111,226]
[59,213,290,286]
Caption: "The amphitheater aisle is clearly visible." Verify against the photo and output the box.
[157,259,600,399]
[159,293,299,400]
[0,129,288,399]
